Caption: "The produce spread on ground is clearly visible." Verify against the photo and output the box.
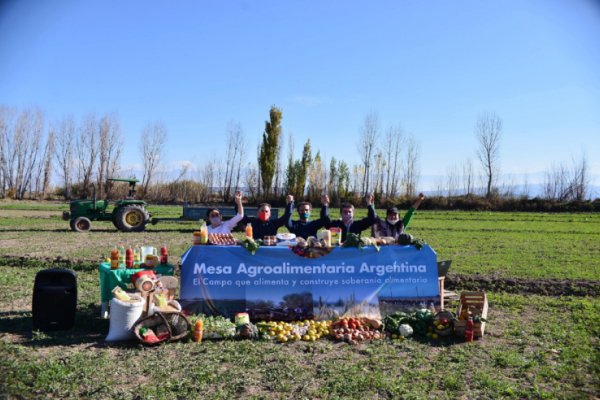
[105,230,487,347]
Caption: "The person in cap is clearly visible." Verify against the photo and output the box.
[206,190,244,234]
[286,194,331,239]
[372,192,425,241]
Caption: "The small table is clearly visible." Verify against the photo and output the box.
[99,262,174,318]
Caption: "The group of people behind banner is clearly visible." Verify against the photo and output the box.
[205,190,425,243]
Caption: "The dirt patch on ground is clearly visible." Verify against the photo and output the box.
[445,272,600,297]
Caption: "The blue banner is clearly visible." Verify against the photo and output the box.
[180,244,439,320]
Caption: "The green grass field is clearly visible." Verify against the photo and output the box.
[0,202,598,399]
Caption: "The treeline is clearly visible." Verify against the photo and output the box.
[0,104,596,210]
[417,195,600,213]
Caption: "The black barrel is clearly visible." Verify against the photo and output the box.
[32,268,77,331]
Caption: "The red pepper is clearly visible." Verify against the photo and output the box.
[142,329,160,344]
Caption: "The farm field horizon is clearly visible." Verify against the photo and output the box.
[0,201,597,280]
[0,201,598,399]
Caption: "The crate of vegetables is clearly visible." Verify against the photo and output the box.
[454,291,488,338]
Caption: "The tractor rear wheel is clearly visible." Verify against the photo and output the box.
[71,217,92,232]
[114,205,150,232]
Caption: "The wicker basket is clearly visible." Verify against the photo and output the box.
[133,311,190,345]
[433,310,455,337]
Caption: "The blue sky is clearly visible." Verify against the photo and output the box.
[1,1,599,194]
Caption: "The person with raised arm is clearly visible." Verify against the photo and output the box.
[206,190,245,234]
[327,193,376,242]
[239,194,293,240]
[372,192,425,242]
[286,194,331,239]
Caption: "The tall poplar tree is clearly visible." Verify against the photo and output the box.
[259,106,282,198]
[295,139,311,199]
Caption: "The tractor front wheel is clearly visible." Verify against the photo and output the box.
[71,217,92,232]
[114,205,150,232]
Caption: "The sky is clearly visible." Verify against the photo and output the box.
[1,0,599,196]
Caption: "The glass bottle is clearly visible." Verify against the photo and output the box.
[200,223,208,244]
[125,246,134,269]
[465,313,474,342]
[193,230,202,245]
[110,247,120,270]
[118,244,126,265]
[133,245,141,263]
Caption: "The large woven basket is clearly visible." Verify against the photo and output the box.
[133,311,190,345]
[433,310,456,337]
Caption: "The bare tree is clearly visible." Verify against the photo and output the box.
[38,128,55,199]
[140,121,167,197]
[462,158,475,196]
[404,135,420,197]
[76,113,99,197]
[543,154,589,201]
[234,138,246,196]
[223,121,245,201]
[357,112,379,196]
[544,163,568,201]
[0,105,16,197]
[199,158,217,201]
[572,154,589,201]
[97,113,123,198]
[383,125,404,198]
[7,108,44,199]
[54,116,76,199]
[446,164,459,197]
[372,151,384,200]
[351,164,363,197]
[245,161,259,200]
[521,173,530,200]
[475,112,503,198]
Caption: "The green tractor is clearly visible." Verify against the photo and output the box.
[62,178,151,232]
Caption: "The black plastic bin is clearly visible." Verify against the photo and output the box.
[32,268,77,331]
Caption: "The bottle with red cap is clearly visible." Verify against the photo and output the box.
[160,246,168,265]
[125,246,134,269]
[465,312,474,342]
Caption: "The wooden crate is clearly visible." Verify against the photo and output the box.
[454,291,488,338]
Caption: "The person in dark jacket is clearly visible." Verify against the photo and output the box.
[327,193,376,242]
[239,195,293,240]
[286,194,331,239]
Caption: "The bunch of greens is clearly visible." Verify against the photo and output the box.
[341,233,379,251]
[241,237,260,255]
[199,315,236,339]
[382,308,434,336]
